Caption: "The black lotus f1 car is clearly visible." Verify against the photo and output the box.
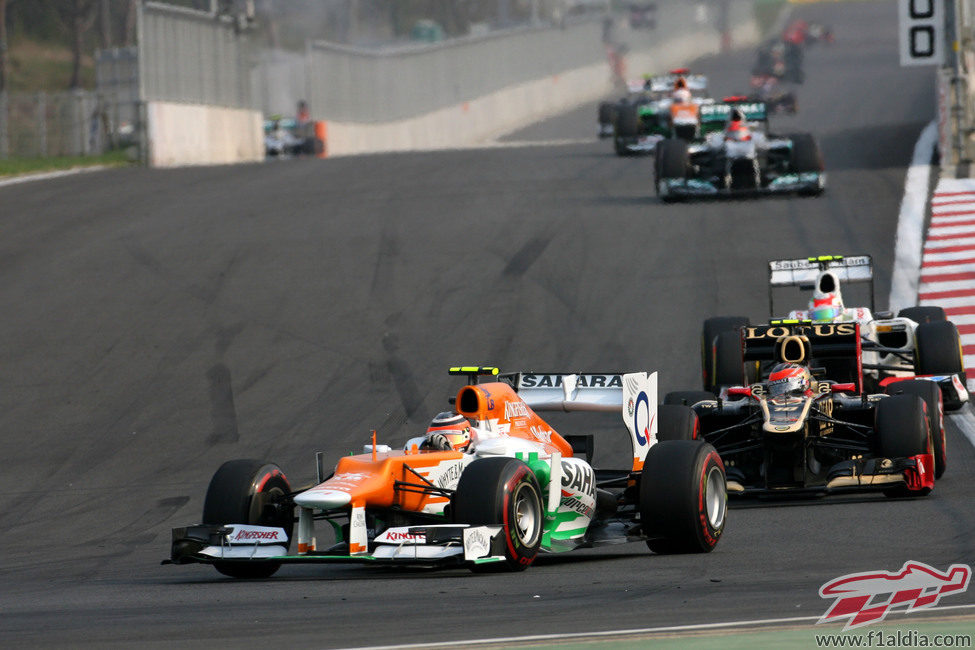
[667,322,942,497]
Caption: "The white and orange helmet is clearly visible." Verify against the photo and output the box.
[424,412,473,452]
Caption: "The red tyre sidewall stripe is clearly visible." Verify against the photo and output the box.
[502,466,534,562]
[697,451,724,547]
[256,467,283,492]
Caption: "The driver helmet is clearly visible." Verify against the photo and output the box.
[809,271,844,321]
[672,87,692,104]
[424,412,472,452]
[768,363,812,398]
[725,109,751,141]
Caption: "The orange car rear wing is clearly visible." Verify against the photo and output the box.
[499,371,659,471]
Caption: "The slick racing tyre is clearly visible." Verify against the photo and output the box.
[452,457,543,572]
[614,105,639,156]
[641,441,726,553]
[876,394,932,498]
[202,459,294,578]
[598,101,618,137]
[712,330,747,392]
[886,380,946,479]
[655,138,689,202]
[897,306,946,324]
[657,404,700,441]
[788,133,824,196]
[701,316,749,394]
[914,320,966,409]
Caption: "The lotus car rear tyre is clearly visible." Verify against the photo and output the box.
[657,404,700,441]
[641,441,726,553]
[712,330,747,393]
[202,459,294,578]
[886,380,946,479]
[452,457,543,572]
[701,316,749,393]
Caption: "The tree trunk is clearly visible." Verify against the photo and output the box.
[99,0,110,49]
[67,0,97,89]
[125,0,137,46]
[0,0,8,93]
[70,0,84,88]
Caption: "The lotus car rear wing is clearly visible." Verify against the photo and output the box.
[499,371,659,471]
[742,321,864,394]
[768,254,874,315]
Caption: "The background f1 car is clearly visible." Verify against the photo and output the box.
[666,322,941,497]
[599,70,710,154]
[167,367,727,577]
[654,98,825,201]
[702,255,969,410]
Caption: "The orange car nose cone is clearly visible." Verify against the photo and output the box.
[293,488,352,509]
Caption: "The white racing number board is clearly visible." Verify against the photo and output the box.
[899,0,944,67]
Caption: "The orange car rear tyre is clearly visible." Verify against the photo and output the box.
[640,441,726,554]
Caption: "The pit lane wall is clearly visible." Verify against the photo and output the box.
[318,4,758,156]
[146,102,263,167]
[138,2,264,167]
[139,1,756,165]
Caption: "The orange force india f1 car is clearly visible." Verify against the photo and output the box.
[167,367,727,576]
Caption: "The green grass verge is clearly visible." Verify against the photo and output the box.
[0,149,131,177]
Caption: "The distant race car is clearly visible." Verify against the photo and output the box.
[749,75,797,114]
[666,322,943,496]
[166,367,726,577]
[599,70,711,154]
[264,116,323,157]
[654,97,825,201]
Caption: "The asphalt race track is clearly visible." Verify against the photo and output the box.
[2,2,974,647]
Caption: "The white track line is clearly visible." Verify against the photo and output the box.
[952,412,975,448]
[889,121,938,312]
[0,165,106,188]
[343,604,975,650]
